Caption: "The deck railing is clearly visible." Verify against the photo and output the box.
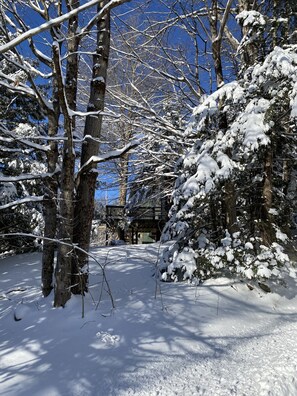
[106,205,167,222]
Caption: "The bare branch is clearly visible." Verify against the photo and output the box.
[0,0,131,54]
[0,172,57,183]
[0,196,44,210]
[76,140,139,179]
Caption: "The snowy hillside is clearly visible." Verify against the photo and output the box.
[0,243,297,396]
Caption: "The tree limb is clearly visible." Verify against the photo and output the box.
[76,140,139,181]
[0,196,44,210]
[0,0,131,53]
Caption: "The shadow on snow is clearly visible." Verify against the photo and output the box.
[0,244,296,395]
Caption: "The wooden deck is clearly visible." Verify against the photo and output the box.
[106,205,167,221]
[106,205,168,244]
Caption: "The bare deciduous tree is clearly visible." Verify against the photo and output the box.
[0,0,131,307]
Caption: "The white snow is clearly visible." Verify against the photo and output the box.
[0,195,44,210]
[0,243,297,396]
[236,10,266,27]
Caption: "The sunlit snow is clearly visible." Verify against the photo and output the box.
[1,244,297,396]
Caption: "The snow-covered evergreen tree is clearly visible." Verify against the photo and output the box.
[0,52,45,255]
[160,4,297,285]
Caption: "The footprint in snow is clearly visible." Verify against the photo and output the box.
[96,331,120,346]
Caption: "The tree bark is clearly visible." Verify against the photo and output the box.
[52,41,76,307]
[260,147,274,245]
[41,1,79,302]
[72,1,111,294]
[118,151,129,206]
[238,0,262,69]
[65,0,80,128]
[54,144,75,307]
[224,180,238,234]
[41,112,59,297]
[41,38,61,296]
[209,0,224,88]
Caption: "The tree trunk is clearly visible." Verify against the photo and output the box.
[42,1,79,303]
[54,146,75,307]
[209,0,224,88]
[118,151,129,206]
[208,1,238,236]
[72,1,110,294]
[52,41,76,307]
[41,114,59,297]
[238,0,262,69]
[41,62,60,296]
[260,147,274,245]
[224,180,238,235]
[65,0,80,128]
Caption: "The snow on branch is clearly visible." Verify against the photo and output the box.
[67,109,119,118]
[0,135,50,152]
[76,140,139,179]
[0,76,37,98]
[0,0,131,54]
[16,139,50,152]
[0,196,44,210]
[0,172,56,183]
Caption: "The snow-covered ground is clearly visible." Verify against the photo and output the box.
[1,243,297,396]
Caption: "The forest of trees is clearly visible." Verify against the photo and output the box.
[0,0,296,307]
